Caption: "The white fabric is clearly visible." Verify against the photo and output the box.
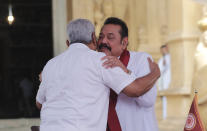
[116,52,158,131]
[157,54,171,119]
[158,54,171,90]
[162,96,167,119]
[36,43,136,131]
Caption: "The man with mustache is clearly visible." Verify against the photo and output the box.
[36,18,160,131]
[98,17,159,131]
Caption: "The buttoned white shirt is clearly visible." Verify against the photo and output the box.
[116,52,158,131]
[36,43,136,131]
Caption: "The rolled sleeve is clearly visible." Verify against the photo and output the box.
[133,52,157,107]
[36,82,46,104]
[36,68,47,104]
[135,85,157,107]
[101,66,136,94]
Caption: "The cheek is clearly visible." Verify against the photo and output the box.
[110,44,121,53]
[111,41,119,47]
[97,40,102,45]
[109,44,116,51]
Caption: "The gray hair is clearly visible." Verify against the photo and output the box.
[67,19,95,44]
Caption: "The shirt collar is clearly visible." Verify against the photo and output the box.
[69,43,90,50]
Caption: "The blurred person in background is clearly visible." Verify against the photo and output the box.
[158,44,171,120]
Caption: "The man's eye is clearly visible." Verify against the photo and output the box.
[99,35,103,39]
[108,36,114,40]
[107,34,115,40]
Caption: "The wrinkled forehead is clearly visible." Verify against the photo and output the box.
[100,24,121,35]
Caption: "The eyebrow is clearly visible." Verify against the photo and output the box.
[99,32,114,36]
[107,33,114,36]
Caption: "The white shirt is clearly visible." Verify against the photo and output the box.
[36,43,136,131]
[116,52,158,131]
[158,54,171,90]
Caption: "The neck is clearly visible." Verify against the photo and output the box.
[117,49,127,57]
[163,53,169,56]
[87,42,96,51]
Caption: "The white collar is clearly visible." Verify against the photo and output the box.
[69,43,90,50]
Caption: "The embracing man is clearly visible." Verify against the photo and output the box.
[98,17,159,131]
[36,18,160,131]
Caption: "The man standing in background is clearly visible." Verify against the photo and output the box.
[158,44,171,120]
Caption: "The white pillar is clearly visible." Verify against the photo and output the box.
[52,0,68,56]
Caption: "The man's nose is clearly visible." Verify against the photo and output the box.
[101,37,108,44]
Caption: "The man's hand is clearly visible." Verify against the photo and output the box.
[122,58,160,97]
[36,101,42,110]
[147,58,161,80]
[101,56,129,73]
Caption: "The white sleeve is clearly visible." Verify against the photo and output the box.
[36,68,47,104]
[165,55,171,70]
[133,53,157,108]
[158,58,165,73]
[100,60,136,94]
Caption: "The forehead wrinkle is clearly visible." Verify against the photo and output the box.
[107,33,114,36]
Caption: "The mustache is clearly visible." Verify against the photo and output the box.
[98,43,111,51]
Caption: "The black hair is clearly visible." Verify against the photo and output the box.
[160,44,167,48]
[104,17,128,39]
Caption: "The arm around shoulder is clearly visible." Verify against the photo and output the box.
[122,58,160,97]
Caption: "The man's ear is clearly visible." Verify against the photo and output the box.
[121,37,128,50]
[66,40,70,47]
[92,32,97,46]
